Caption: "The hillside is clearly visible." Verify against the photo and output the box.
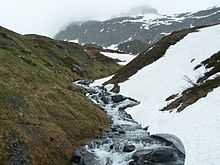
[55,7,220,54]
[96,24,220,164]
[0,26,121,164]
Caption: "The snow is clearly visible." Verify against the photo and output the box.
[101,52,136,65]
[94,25,220,164]
[118,13,163,24]
[119,13,191,30]
[64,38,79,43]
[160,32,171,36]
[191,10,220,19]
[91,76,112,87]
[100,28,105,32]
[106,44,118,50]
[117,8,220,33]
[117,24,220,165]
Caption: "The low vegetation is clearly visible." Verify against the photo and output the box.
[0,26,120,164]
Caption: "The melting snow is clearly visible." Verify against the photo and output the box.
[101,52,136,65]
[64,38,80,43]
[106,44,119,50]
[118,24,220,165]
[94,24,220,165]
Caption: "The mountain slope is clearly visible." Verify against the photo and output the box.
[55,7,220,54]
[0,26,120,165]
[93,24,220,164]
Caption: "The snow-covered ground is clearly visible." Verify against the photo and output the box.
[94,25,220,164]
[64,38,80,43]
[101,52,136,65]
[118,10,219,30]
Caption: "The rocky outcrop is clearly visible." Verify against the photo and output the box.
[161,51,220,112]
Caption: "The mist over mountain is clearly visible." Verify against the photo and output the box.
[1,1,220,165]
[55,6,220,54]
[120,5,159,16]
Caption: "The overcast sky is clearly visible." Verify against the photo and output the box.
[0,0,219,37]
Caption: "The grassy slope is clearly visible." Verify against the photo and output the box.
[0,26,120,164]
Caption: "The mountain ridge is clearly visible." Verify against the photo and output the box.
[55,6,220,54]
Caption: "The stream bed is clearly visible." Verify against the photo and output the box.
[72,80,185,165]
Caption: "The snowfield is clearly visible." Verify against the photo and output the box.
[101,52,136,65]
[94,24,220,164]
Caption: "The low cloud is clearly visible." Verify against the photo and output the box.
[0,0,219,37]
[120,5,159,16]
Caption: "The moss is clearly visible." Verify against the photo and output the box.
[0,26,120,164]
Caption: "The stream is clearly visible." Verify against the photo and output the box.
[72,80,185,165]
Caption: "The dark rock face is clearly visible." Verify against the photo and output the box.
[74,80,185,165]
[55,7,220,54]
[117,40,148,54]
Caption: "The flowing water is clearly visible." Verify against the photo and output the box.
[72,80,185,165]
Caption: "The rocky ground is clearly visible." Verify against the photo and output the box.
[73,80,185,165]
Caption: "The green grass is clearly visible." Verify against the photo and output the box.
[0,26,120,164]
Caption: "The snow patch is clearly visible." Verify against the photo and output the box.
[64,38,80,43]
[101,52,136,65]
[117,24,220,165]
[93,24,220,165]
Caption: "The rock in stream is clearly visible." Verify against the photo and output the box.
[73,80,185,165]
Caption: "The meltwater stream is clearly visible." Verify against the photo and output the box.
[72,80,185,165]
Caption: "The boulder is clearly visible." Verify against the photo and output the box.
[110,84,120,93]
[150,134,185,155]
[123,145,136,153]
[101,96,110,104]
[118,129,126,134]
[143,126,149,131]
[132,146,183,165]
[80,150,100,165]
[71,149,82,163]
[111,95,126,103]
[77,80,94,86]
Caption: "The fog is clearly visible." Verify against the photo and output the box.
[120,5,159,16]
[0,0,219,37]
